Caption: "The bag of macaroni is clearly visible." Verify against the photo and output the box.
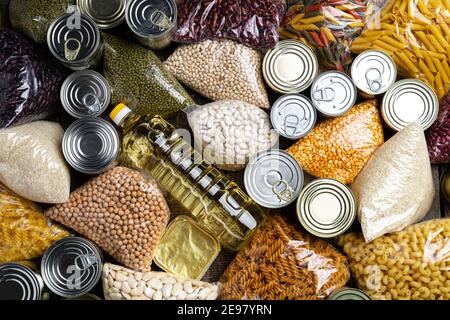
[219,215,350,300]
[338,219,450,300]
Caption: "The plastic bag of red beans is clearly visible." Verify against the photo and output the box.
[427,90,450,164]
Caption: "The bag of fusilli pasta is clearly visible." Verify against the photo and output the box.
[0,184,69,263]
[338,219,450,300]
[219,215,350,300]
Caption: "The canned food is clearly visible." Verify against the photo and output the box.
[382,79,439,131]
[126,0,177,50]
[351,50,397,97]
[67,293,102,300]
[47,11,103,70]
[61,70,111,118]
[441,166,450,203]
[77,0,127,29]
[244,149,304,208]
[154,215,220,280]
[297,178,356,238]
[328,287,372,300]
[41,237,103,298]
[62,117,119,175]
[270,94,317,140]
[311,71,357,117]
[0,263,43,300]
[263,40,319,94]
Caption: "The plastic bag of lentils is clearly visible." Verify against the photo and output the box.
[9,0,72,44]
[164,40,270,109]
[427,90,450,164]
[186,101,278,171]
[103,33,194,118]
[45,167,171,272]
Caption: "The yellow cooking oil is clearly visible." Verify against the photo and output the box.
[110,104,266,251]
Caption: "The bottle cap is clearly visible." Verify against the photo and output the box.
[110,103,132,126]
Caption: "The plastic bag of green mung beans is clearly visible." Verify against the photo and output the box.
[102,33,194,118]
[9,0,73,43]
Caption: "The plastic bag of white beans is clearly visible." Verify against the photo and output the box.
[185,101,278,171]
[338,219,450,300]
[102,263,220,300]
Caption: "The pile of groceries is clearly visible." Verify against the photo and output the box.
[1,0,450,301]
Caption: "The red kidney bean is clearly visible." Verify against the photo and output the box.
[427,91,450,164]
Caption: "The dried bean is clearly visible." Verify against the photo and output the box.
[427,91,450,164]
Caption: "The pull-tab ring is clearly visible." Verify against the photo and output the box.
[312,87,336,102]
[64,38,81,61]
[82,93,101,114]
[272,180,293,202]
[74,254,98,271]
[149,10,173,30]
[283,114,301,136]
[365,67,383,92]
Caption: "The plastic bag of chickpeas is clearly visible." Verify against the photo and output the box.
[45,166,171,272]
[338,219,450,300]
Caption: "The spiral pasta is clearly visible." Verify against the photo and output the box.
[338,219,450,300]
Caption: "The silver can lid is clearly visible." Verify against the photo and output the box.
[329,288,372,300]
[41,237,103,298]
[270,94,317,140]
[77,0,127,29]
[244,149,304,209]
[63,117,119,174]
[311,71,357,117]
[382,79,439,131]
[126,0,177,39]
[47,12,101,65]
[297,178,356,238]
[61,70,111,118]
[351,50,397,96]
[263,40,319,94]
[0,263,43,300]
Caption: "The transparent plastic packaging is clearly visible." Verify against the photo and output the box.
[175,0,286,49]
[219,215,350,300]
[287,99,384,184]
[102,33,194,118]
[352,0,450,99]
[280,0,375,71]
[9,0,72,44]
[102,263,220,300]
[164,40,270,109]
[338,219,450,300]
[45,167,171,272]
[427,90,450,164]
[0,27,68,129]
[351,123,434,242]
[0,184,69,263]
[185,101,277,171]
[0,121,71,204]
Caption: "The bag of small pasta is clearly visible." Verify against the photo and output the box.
[352,0,450,99]
[0,184,69,263]
[338,219,450,300]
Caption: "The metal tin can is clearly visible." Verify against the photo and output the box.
[263,40,319,94]
[125,0,177,50]
[47,11,103,70]
[441,166,450,203]
[67,293,102,300]
[328,287,372,300]
[382,79,439,131]
[77,0,127,29]
[0,263,43,300]
[351,50,397,98]
[311,71,357,117]
[296,178,356,238]
[41,237,103,298]
[244,149,304,209]
[62,117,119,174]
[61,70,111,119]
[270,94,317,140]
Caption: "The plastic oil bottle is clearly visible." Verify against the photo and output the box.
[110,104,266,251]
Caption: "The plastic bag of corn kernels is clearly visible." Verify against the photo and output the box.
[287,99,384,185]
[219,215,350,300]
[338,219,450,300]
[45,167,170,272]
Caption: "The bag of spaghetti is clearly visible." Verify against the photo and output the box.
[352,0,450,99]
[219,215,350,300]
[280,0,377,71]
[0,184,69,263]
[338,219,450,300]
